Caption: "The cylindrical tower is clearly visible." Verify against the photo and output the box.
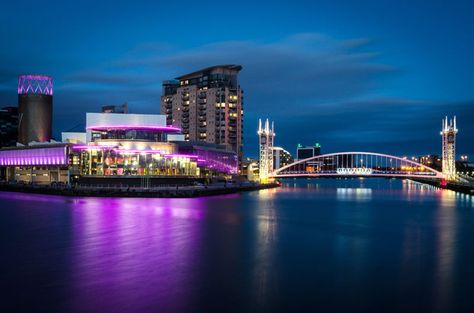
[18,74,53,144]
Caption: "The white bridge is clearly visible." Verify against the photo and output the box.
[270,152,445,180]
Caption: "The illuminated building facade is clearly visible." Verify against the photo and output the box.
[0,112,237,184]
[18,74,53,144]
[258,118,275,180]
[0,144,71,183]
[76,125,197,178]
[440,116,458,180]
[176,141,238,176]
[160,65,244,165]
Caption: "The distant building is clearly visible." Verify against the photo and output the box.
[160,65,243,165]
[0,106,18,148]
[296,143,321,160]
[102,103,128,114]
[272,147,293,170]
[241,157,259,182]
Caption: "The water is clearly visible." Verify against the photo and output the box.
[1,179,474,313]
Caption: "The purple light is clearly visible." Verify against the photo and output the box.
[18,74,53,96]
[114,149,166,154]
[0,146,67,166]
[86,125,181,132]
[190,147,238,174]
[72,144,117,150]
[73,145,199,159]
[164,154,199,159]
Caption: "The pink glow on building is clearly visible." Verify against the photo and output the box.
[18,74,53,96]
[86,125,181,132]
[0,146,67,166]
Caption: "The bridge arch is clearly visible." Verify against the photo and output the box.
[270,152,444,179]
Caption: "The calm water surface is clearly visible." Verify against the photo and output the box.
[1,179,474,313]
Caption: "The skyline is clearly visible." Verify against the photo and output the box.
[1,0,473,158]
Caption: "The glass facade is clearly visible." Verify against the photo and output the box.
[79,149,197,177]
[91,129,169,142]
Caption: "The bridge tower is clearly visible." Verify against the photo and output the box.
[440,116,458,180]
[258,118,275,181]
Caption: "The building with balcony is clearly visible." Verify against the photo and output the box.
[272,147,294,170]
[160,65,244,167]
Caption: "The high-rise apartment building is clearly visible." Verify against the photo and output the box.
[160,65,244,164]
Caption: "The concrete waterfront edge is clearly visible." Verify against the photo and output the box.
[0,182,279,198]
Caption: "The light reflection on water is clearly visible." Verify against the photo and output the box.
[0,179,473,313]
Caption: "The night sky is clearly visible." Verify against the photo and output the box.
[1,0,473,158]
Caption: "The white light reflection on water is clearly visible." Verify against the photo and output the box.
[253,188,279,310]
[433,189,458,313]
[336,188,373,202]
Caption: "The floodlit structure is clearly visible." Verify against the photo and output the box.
[440,116,458,180]
[258,118,275,181]
[18,74,53,144]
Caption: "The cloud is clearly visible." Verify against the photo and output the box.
[1,33,473,158]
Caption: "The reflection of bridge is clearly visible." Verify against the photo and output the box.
[270,152,444,180]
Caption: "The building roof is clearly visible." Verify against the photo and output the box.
[175,64,242,80]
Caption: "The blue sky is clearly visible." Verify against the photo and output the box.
[0,0,473,158]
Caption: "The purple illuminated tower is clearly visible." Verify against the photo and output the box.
[18,74,53,144]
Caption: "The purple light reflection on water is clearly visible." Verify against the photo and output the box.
[69,196,208,312]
